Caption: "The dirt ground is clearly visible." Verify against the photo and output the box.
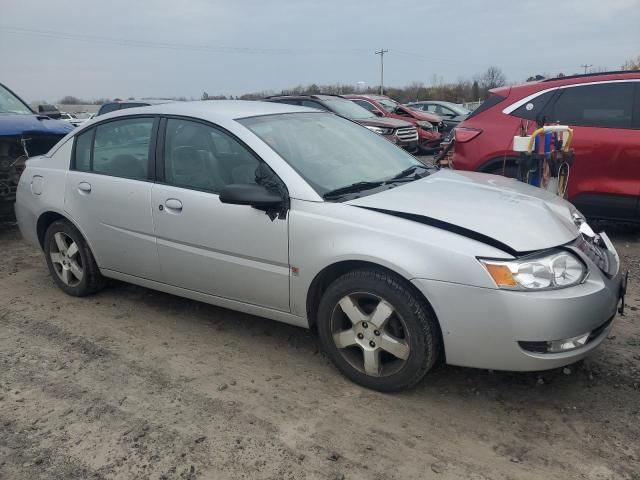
[1,221,639,480]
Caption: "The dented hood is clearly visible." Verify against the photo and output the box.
[347,169,579,253]
[0,113,74,137]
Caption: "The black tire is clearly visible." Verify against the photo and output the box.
[317,269,441,392]
[43,219,105,296]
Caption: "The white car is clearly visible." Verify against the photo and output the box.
[15,101,624,391]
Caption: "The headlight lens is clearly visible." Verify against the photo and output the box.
[416,121,433,130]
[365,126,393,135]
[480,251,586,290]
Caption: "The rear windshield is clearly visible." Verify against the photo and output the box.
[466,94,506,119]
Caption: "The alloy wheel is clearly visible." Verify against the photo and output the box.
[49,232,84,287]
[330,292,410,377]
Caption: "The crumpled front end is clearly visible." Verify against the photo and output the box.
[0,135,62,218]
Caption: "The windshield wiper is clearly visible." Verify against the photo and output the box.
[322,181,384,199]
[388,164,430,181]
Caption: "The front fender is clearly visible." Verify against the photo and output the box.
[288,199,509,318]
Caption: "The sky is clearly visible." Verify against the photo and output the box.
[1,0,639,102]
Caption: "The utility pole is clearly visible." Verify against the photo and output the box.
[375,49,388,95]
[580,64,593,74]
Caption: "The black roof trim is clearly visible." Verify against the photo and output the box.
[541,70,638,82]
[357,206,520,256]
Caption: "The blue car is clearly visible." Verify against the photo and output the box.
[0,82,73,218]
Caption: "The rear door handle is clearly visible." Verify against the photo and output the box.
[164,198,183,212]
[78,182,91,193]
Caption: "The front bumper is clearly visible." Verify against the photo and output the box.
[412,262,622,372]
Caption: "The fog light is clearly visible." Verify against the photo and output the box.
[547,333,590,353]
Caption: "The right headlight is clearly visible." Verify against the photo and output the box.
[365,126,393,135]
[479,250,586,290]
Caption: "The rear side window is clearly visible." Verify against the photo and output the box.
[92,118,154,180]
[97,103,120,116]
[511,90,557,121]
[466,94,506,119]
[73,129,93,171]
[352,99,377,112]
[550,83,635,128]
[300,100,328,110]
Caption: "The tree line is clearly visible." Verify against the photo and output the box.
[56,56,640,106]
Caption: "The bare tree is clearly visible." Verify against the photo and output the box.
[622,55,640,70]
[479,66,507,91]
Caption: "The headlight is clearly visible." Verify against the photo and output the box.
[365,126,393,135]
[479,250,586,290]
[416,121,433,130]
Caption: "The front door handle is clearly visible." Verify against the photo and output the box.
[164,198,183,212]
[77,182,91,193]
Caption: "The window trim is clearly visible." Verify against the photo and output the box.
[156,114,287,197]
[502,79,640,114]
[70,114,160,181]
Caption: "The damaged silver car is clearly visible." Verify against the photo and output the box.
[15,101,626,391]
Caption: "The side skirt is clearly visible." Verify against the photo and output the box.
[100,269,309,329]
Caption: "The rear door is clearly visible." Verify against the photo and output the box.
[64,116,161,280]
[545,81,640,221]
[151,117,290,311]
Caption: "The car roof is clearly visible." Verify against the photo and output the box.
[95,100,314,122]
[345,94,387,100]
[266,94,346,101]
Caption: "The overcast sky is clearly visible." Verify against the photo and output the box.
[1,0,639,102]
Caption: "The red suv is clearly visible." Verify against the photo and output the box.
[345,94,443,152]
[451,71,640,222]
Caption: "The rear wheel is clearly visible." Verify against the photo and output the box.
[44,219,105,296]
[317,269,440,391]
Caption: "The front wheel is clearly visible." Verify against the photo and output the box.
[317,269,441,391]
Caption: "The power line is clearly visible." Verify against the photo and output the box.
[0,25,369,56]
[375,49,388,94]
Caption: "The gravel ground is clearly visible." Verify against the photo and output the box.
[1,221,639,480]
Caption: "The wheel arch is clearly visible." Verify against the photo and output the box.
[478,156,519,174]
[305,260,441,337]
[36,210,95,258]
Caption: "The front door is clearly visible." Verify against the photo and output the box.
[64,116,161,280]
[151,117,290,311]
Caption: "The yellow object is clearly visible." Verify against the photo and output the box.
[483,263,517,287]
[526,125,573,153]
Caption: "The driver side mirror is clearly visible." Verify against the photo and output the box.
[219,183,283,208]
[374,110,384,117]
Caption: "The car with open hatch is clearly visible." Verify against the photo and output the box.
[0,82,74,219]
[15,101,625,391]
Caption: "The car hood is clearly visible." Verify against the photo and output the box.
[399,107,441,124]
[347,169,579,254]
[356,117,415,129]
[0,113,74,136]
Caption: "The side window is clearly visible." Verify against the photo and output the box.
[426,104,438,113]
[273,99,301,106]
[353,100,376,112]
[98,103,120,116]
[163,118,260,193]
[73,129,93,171]
[92,118,154,180]
[550,83,635,128]
[512,90,557,121]
[300,100,328,111]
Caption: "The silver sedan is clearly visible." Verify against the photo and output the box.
[15,101,625,391]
